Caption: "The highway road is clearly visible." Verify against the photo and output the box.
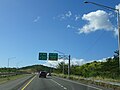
[0,74,112,90]
[19,75,106,90]
[0,74,33,90]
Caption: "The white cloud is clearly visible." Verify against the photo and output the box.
[75,15,81,21]
[79,10,114,34]
[65,11,72,17]
[55,11,82,22]
[108,12,114,18]
[57,14,66,21]
[43,60,59,68]
[95,58,107,62]
[33,16,40,22]
[42,57,108,68]
[56,11,72,21]
[60,14,66,20]
[70,58,86,65]
[114,28,118,36]
[67,25,71,28]
[67,24,77,30]
[115,3,120,10]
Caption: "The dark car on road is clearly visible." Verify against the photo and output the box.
[39,71,47,78]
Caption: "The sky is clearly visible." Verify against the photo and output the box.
[0,0,120,68]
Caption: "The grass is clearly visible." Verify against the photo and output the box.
[0,74,31,85]
[52,73,120,90]
[95,76,120,83]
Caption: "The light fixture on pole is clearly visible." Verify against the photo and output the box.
[84,1,120,69]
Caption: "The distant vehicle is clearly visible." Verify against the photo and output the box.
[39,71,47,78]
[47,73,51,76]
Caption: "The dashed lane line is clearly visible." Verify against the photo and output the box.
[51,79,67,90]
[53,76,102,90]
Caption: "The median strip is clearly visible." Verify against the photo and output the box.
[21,75,36,90]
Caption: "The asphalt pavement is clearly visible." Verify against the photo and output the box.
[0,74,112,90]
[19,75,106,90]
[0,74,33,90]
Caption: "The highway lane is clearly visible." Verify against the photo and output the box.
[20,75,104,90]
[21,75,63,90]
[0,74,33,90]
[52,76,102,90]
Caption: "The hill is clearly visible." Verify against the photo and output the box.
[19,64,52,73]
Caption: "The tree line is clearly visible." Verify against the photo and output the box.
[0,50,119,79]
[54,50,119,79]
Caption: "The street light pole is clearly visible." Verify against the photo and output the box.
[8,57,16,68]
[84,1,120,70]
[7,57,16,80]
[54,50,71,78]
[8,58,10,68]
[117,10,120,70]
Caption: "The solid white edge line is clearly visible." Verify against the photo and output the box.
[53,76,102,90]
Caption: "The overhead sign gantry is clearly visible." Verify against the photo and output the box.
[38,52,58,61]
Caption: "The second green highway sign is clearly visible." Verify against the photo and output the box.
[49,53,58,60]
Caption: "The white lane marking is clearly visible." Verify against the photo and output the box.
[53,76,102,90]
[63,87,67,90]
[61,85,63,87]
[51,79,67,90]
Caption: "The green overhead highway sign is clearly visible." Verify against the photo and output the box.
[39,53,47,60]
[49,53,58,60]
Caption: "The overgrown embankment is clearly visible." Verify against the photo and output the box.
[52,73,120,90]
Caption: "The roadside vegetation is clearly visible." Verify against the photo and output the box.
[0,50,119,89]
[0,64,51,84]
[54,50,119,80]
[0,74,31,84]
[53,50,120,90]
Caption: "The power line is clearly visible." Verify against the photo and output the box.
[82,30,106,56]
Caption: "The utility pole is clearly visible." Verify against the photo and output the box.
[68,55,71,78]
[54,50,71,78]
[7,57,16,80]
